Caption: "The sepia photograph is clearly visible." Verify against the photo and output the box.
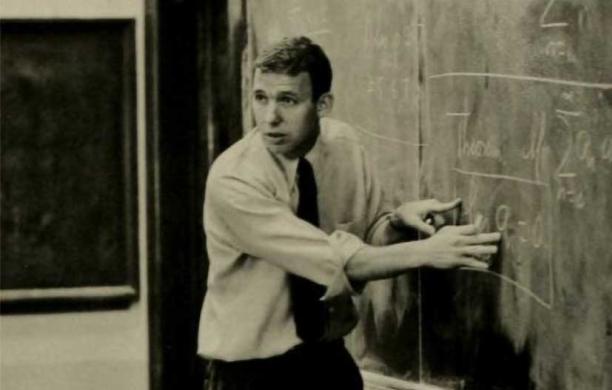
[1,1,611,389]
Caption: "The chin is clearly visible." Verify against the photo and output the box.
[264,143,295,158]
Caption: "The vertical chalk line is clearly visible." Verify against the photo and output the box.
[548,245,555,308]
[416,7,427,381]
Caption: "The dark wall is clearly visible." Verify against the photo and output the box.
[147,0,204,388]
[146,1,246,389]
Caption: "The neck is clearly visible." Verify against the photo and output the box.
[285,126,320,160]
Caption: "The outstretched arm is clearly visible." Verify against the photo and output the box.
[346,222,500,283]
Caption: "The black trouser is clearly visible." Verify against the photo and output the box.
[205,340,363,390]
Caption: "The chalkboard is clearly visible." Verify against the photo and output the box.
[419,1,612,389]
[247,1,612,389]
[0,20,138,309]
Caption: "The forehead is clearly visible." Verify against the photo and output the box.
[253,70,312,95]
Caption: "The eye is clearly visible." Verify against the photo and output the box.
[278,96,297,106]
[253,93,268,104]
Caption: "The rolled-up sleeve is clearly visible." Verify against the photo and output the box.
[207,174,364,299]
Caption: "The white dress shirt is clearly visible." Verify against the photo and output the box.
[199,118,393,361]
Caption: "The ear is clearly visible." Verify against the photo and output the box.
[316,93,334,117]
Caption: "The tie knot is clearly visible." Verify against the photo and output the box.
[297,158,316,191]
[297,157,313,175]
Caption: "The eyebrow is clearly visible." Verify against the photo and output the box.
[252,89,301,98]
[277,91,299,98]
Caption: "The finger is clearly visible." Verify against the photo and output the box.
[429,197,462,212]
[410,219,436,236]
[459,259,489,270]
[462,232,502,245]
[463,245,499,256]
[449,223,479,235]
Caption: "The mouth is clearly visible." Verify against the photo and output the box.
[263,132,287,144]
[265,132,285,137]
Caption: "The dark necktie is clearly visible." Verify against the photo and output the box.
[290,158,327,342]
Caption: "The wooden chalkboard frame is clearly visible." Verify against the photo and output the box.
[0,19,139,312]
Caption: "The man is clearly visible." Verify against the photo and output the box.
[199,36,500,389]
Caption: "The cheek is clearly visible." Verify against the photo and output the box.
[293,116,312,137]
[294,109,317,130]
[252,106,264,123]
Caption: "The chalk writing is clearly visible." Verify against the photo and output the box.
[601,136,612,163]
[363,9,413,71]
[560,90,576,103]
[459,200,553,307]
[429,72,612,90]
[555,108,583,131]
[518,214,545,249]
[552,128,612,167]
[494,204,546,254]
[556,175,586,208]
[544,40,577,63]
[460,268,553,309]
[521,111,547,182]
[364,75,412,107]
[452,175,553,307]
[555,109,582,117]
[447,99,502,161]
[463,177,481,225]
[495,204,511,232]
[364,15,413,51]
[286,5,329,37]
[466,199,553,306]
[453,168,548,186]
[353,124,423,147]
[540,0,569,28]
[458,123,502,160]
[575,130,596,170]
[553,104,579,206]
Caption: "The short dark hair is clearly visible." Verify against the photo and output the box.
[254,36,332,101]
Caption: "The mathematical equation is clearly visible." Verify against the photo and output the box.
[449,87,611,211]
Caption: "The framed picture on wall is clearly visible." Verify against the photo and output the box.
[0,19,139,312]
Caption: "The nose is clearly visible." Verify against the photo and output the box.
[264,102,281,126]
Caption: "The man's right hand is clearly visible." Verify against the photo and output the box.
[417,223,501,270]
[346,221,501,282]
